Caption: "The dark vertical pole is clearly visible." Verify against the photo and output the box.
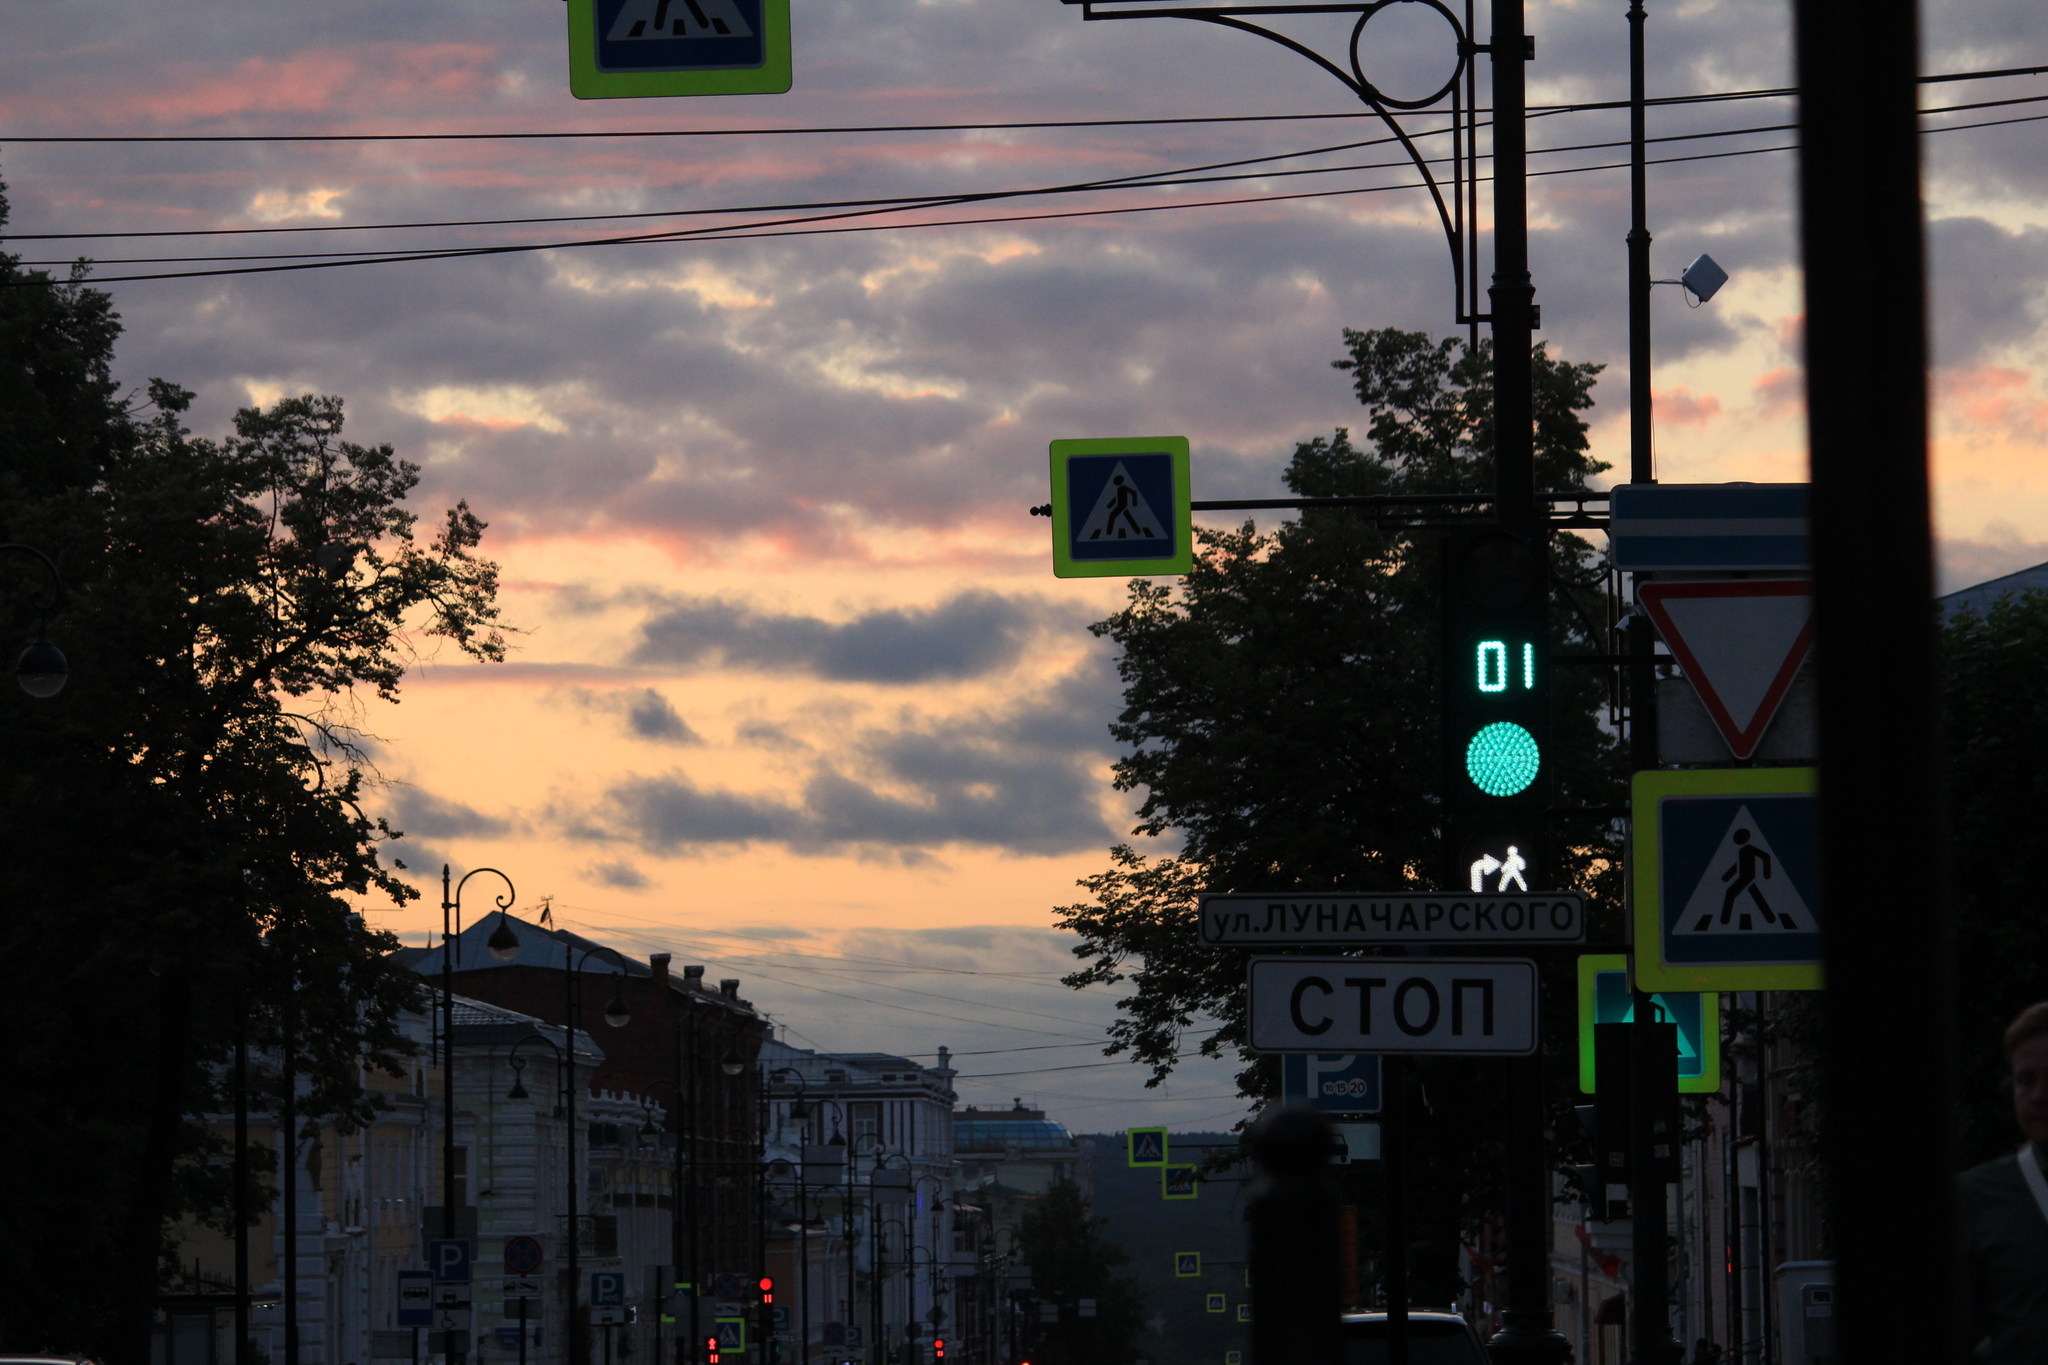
[1626,0,1652,490]
[1384,1060,1409,1365]
[1488,0,1535,527]
[674,1022,687,1365]
[567,943,582,1365]
[687,1002,701,1365]
[1792,0,1959,1354]
[282,953,300,1365]
[1628,1006,1680,1365]
[1247,1109,1340,1365]
[520,1294,530,1365]
[441,866,463,1365]
[235,1005,251,1365]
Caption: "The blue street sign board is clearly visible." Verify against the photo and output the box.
[1576,954,1721,1093]
[1281,1054,1383,1114]
[1127,1127,1167,1167]
[1049,437,1193,578]
[1633,768,1822,991]
[715,1318,747,1350]
[398,1270,434,1327]
[1174,1252,1202,1277]
[567,0,792,99]
[845,1327,862,1347]
[428,1240,473,1283]
[1163,1165,1199,1200]
[591,1271,627,1307]
[1610,483,1809,571]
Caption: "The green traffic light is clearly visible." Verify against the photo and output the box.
[1466,721,1541,796]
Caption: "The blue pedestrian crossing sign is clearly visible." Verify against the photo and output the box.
[568,0,792,98]
[1127,1127,1168,1167]
[1049,437,1193,579]
[1633,767,1822,991]
[1576,954,1720,1093]
[714,1317,747,1350]
[1281,1054,1382,1114]
[1163,1165,1199,1200]
[1174,1252,1202,1277]
[1206,1293,1227,1314]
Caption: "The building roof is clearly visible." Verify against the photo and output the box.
[953,1115,1076,1152]
[1940,560,2048,618]
[401,911,760,1016]
[448,994,603,1061]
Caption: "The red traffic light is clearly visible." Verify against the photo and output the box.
[934,1341,946,1359]
[759,1276,775,1303]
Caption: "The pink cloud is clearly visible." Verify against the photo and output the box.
[1753,367,1804,417]
[1939,365,2048,442]
[1654,386,1723,428]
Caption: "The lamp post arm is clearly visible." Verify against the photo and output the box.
[0,543,64,613]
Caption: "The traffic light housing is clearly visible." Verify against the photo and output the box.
[1441,527,1552,889]
[934,1341,946,1360]
[759,1277,775,1304]
[707,1337,721,1365]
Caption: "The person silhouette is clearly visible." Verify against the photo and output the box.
[1094,474,1153,540]
[1717,828,1787,929]
[1497,845,1529,893]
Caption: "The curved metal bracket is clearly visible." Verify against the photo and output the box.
[1064,0,1485,336]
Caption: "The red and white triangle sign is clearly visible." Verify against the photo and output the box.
[1638,579,1813,760]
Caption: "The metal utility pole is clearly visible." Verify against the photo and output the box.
[1627,0,1653,492]
[235,1005,251,1365]
[1793,0,1959,1358]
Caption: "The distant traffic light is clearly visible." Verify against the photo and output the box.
[707,1337,721,1365]
[934,1341,946,1360]
[759,1277,775,1304]
[1441,527,1552,888]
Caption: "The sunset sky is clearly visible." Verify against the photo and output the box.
[4,0,2044,1128]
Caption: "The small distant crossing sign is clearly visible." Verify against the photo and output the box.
[1049,437,1193,578]
[1163,1165,1200,1200]
[1174,1252,1202,1277]
[1206,1294,1227,1314]
[1576,955,1720,1093]
[568,0,791,98]
[1633,768,1821,991]
[1127,1127,1168,1167]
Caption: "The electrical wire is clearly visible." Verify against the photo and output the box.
[0,61,2036,144]
[5,76,2041,284]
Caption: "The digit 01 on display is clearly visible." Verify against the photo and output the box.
[1440,527,1551,889]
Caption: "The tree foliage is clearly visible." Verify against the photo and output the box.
[1053,328,1624,1299]
[1015,1177,1148,1365]
[0,181,506,1359]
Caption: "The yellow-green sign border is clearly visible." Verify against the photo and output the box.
[1162,1163,1200,1201]
[1126,1126,1168,1168]
[1049,436,1194,579]
[1174,1252,1202,1278]
[1575,954,1721,1094]
[568,0,792,99]
[1632,766,1822,992]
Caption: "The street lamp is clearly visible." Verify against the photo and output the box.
[486,912,521,963]
[438,864,516,1365]
[551,929,636,1362]
[2,543,68,697]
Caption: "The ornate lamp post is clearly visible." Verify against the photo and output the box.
[1,542,69,697]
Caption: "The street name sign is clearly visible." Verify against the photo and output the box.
[1199,891,1583,945]
[567,0,792,98]
[1609,483,1810,571]
[1248,958,1539,1054]
[1632,768,1822,991]
[1281,1053,1382,1113]
[1049,436,1193,578]
[1639,580,1813,760]
[1575,954,1721,1094]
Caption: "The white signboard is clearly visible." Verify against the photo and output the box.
[1201,892,1583,945]
[1247,957,1539,1055]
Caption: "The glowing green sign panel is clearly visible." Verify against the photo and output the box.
[1575,954,1720,1094]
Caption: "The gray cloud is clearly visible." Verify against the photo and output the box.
[558,687,704,745]
[630,592,1054,683]
[581,655,1123,856]
[1928,216,2048,368]
[388,787,512,840]
[585,860,652,890]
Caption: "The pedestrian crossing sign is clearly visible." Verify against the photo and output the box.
[1174,1252,1202,1277]
[1049,437,1193,579]
[1632,767,1822,992]
[568,0,792,98]
[1128,1127,1168,1167]
[1206,1294,1226,1313]
[1576,955,1720,1093]
[1162,1165,1200,1200]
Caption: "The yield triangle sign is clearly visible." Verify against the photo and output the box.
[1638,579,1813,759]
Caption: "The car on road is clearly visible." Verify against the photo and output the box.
[1342,1309,1492,1365]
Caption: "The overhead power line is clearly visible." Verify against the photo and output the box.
[0,61,2039,144]
[7,96,2042,285]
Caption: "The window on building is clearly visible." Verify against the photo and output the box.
[851,1103,880,1144]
